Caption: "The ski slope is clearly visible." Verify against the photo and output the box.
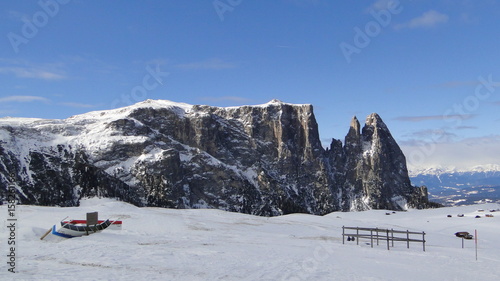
[1,198,499,280]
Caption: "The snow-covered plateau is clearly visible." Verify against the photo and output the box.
[1,198,499,281]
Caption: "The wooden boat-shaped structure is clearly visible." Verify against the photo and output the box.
[49,219,122,239]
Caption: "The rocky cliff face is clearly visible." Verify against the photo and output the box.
[0,99,432,215]
[338,114,427,210]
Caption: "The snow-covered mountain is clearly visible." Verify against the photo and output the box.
[410,165,500,206]
[409,164,500,177]
[0,99,434,215]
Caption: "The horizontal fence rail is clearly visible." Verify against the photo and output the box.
[342,226,426,251]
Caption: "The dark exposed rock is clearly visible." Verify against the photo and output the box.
[0,100,434,214]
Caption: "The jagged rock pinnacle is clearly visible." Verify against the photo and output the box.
[344,115,361,150]
[365,113,388,130]
[349,116,360,136]
[365,113,381,124]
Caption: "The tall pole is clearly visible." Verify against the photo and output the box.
[475,229,478,261]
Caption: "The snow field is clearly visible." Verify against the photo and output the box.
[1,198,499,281]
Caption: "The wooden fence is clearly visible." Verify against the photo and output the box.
[342,226,426,251]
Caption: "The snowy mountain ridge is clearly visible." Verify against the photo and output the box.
[410,164,500,206]
[409,164,500,177]
[0,99,434,215]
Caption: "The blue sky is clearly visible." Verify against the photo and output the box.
[1,0,500,170]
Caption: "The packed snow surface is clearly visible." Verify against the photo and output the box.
[1,198,499,280]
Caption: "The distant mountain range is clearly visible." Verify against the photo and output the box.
[409,165,500,206]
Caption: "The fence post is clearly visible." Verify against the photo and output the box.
[342,226,345,244]
[407,230,410,249]
[376,228,379,246]
[391,229,394,247]
[370,230,373,248]
[356,227,359,245]
[423,232,426,252]
[386,229,390,250]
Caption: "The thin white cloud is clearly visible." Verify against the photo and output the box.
[395,114,476,122]
[455,125,477,130]
[59,102,99,108]
[0,67,65,80]
[176,58,236,70]
[199,96,253,104]
[395,10,449,30]
[284,0,322,6]
[0,58,67,80]
[434,80,479,88]
[59,54,120,76]
[404,129,457,141]
[0,60,66,81]
[401,135,500,171]
[0,109,17,115]
[0,95,50,103]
